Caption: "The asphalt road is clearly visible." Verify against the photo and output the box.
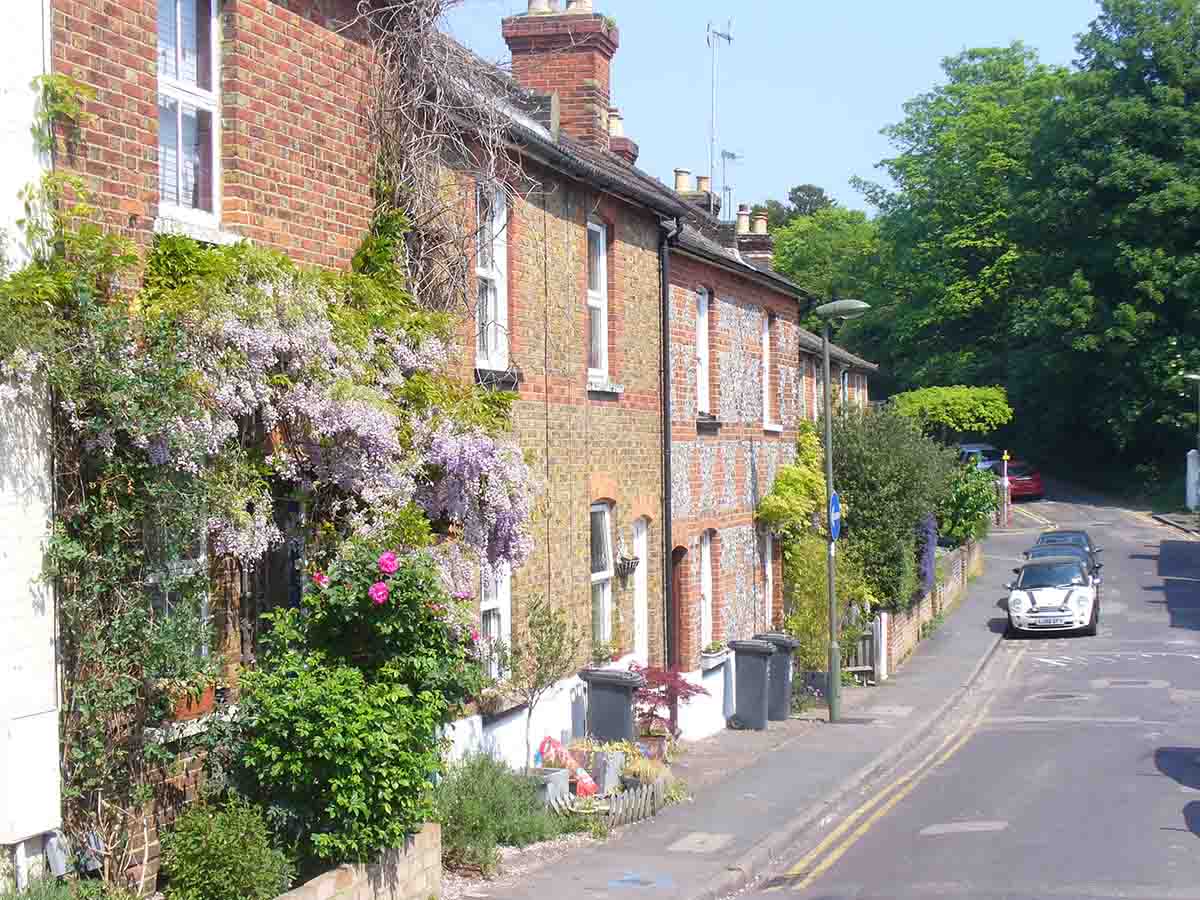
[752,488,1200,900]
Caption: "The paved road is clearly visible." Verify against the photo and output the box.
[752,489,1200,900]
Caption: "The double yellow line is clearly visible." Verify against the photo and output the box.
[767,646,1026,893]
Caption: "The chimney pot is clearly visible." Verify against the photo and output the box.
[736,203,752,235]
[565,0,593,11]
[608,107,624,137]
[674,168,692,193]
[696,174,711,193]
[752,212,768,235]
[527,0,551,12]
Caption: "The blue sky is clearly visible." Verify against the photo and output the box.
[444,0,1101,213]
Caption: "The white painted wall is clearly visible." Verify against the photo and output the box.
[0,2,58,888]
[676,663,730,741]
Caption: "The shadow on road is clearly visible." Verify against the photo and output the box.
[1154,748,1200,837]
[1140,542,1200,631]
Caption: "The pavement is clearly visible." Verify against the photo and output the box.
[473,525,1027,900]
[748,487,1200,899]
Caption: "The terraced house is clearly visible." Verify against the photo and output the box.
[0,0,874,885]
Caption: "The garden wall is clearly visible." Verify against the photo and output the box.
[886,541,983,674]
[276,824,441,900]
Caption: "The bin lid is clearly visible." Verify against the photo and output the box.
[578,667,646,688]
[728,639,776,656]
[754,631,800,651]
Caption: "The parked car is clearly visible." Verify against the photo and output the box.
[1006,556,1099,636]
[958,443,1003,470]
[1023,542,1102,578]
[1000,460,1044,501]
[1034,529,1100,556]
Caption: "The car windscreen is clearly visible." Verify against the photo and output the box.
[1009,464,1035,476]
[1018,563,1084,588]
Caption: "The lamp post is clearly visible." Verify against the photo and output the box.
[1186,374,1200,452]
[814,298,870,723]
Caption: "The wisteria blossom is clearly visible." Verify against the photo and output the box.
[417,419,536,570]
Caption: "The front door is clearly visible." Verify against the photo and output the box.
[633,518,648,664]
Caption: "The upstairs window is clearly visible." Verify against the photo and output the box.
[696,288,710,414]
[157,0,218,225]
[476,186,509,370]
[480,563,511,679]
[586,223,609,380]
[762,311,777,427]
[590,502,613,644]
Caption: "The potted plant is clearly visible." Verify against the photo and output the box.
[590,640,621,666]
[621,755,668,790]
[144,602,220,722]
[699,640,728,670]
[630,663,708,756]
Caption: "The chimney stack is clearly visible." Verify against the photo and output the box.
[503,3,620,150]
[696,175,711,193]
[676,169,722,217]
[674,168,692,193]
[738,208,776,269]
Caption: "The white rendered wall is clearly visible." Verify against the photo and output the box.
[0,1,58,885]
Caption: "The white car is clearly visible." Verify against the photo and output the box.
[958,443,1002,471]
[1006,556,1099,636]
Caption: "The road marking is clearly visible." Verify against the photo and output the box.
[1013,506,1054,527]
[769,646,1027,893]
[1035,657,1068,667]
[919,820,1008,836]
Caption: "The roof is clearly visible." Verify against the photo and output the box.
[441,32,877,372]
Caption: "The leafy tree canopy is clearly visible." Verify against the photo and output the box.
[891,385,1014,439]
[754,183,837,230]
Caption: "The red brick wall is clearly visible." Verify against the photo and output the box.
[51,0,373,271]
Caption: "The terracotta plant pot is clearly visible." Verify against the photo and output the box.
[170,684,215,721]
[638,733,669,761]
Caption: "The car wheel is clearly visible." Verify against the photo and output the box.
[1005,617,1020,639]
[1082,604,1098,637]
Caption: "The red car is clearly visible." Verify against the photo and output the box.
[1003,460,1044,501]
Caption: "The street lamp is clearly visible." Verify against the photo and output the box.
[1186,374,1200,452]
[814,298,870,723]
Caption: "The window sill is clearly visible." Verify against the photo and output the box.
[696,413,721,433]
[587,377,625,397]
[475,366,524,390]
[763,422,784,434]
[154,215,241,246]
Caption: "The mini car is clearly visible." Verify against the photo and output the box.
[1006,556,1099,636]
[1004,460,1044,501]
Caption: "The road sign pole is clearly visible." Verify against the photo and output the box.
[823,322,840,723]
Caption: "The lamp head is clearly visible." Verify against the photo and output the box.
[815,299,871,321]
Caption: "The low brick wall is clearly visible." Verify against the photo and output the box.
[126,748,207,895]
[886,541,982,673]
[276,824,441,900]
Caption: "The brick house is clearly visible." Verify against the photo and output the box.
[662,191,875,732]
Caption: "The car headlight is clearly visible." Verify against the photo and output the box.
[1009,593,1025,612]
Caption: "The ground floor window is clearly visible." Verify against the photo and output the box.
[480,563,511,679]
[590,502,613,644]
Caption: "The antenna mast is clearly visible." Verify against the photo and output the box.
[706,19,733,217]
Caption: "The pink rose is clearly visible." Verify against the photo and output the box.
[377,551,399,575]
[430,603,445,617]
[312,572,330,589]
[369,581,390,605]
[471,629,480,643]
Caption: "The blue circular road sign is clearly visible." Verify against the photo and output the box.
[829,492,842,541]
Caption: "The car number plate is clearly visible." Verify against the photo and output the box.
[1037,616,1067,625]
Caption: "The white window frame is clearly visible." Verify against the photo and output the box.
[700,531,713,649]
[696,288,710,414]
[145,523,210,658]
[840,368,850,416]
[157,0,221,229]
[479,563,511,679]
[590,502,613,644]
[762,311,775,427]
[586,222,609,380]
[475,185,509,370]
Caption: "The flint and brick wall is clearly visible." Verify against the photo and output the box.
[50,0,373,269]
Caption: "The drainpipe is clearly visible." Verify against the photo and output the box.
[659,215,682,667]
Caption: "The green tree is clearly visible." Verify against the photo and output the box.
[754,183,837,230]
[891,385,1014,441]
[773,207,881,329]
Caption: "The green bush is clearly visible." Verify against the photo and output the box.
[0,878,72,900]
[937,464,998,545]
[434,754,579,874]
[160,798,293,900]
[832,408,956,606]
